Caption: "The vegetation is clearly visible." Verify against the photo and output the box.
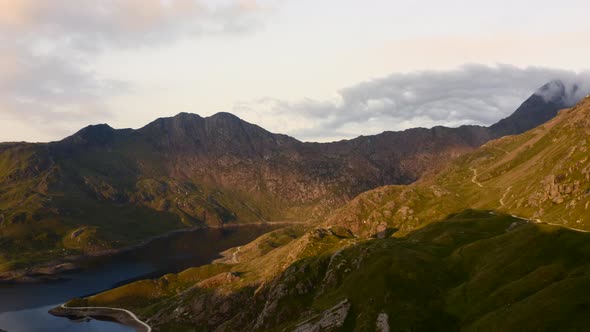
[64,95,590,331]
[78,210,590,331]
[324,96,590,237]
[0,89,574,273]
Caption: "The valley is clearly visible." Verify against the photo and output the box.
[1,81,589,332]
[2,2,589,331]
[0,81,575,278]
[44,86,590,331]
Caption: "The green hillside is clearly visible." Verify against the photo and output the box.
[69,210,590,331]
[58,95,590,331]
[324,95,590,237]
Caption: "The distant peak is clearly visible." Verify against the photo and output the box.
[171,112,203,120]
[534,79,585,107]
[76,123,115,134]
[62,123,117,145]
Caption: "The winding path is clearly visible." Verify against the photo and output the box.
[489,211,589,234]
[499,186,512,206]
[470,167,484,188]
[60,304,151,332]
[540,221,589,233]
[231,246,242,263]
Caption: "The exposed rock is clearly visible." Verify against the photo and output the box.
[376,312,390,332]
[254,283,289,329]
[292,299,351,332]
[70,227,87,239]
[552,195,564,204]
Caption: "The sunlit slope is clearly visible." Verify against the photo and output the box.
[65,210,590,331]
[325,96,590,236]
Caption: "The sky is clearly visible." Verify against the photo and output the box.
[1,0,590,142]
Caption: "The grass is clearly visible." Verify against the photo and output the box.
[323,100,590,241]
[0,136,324,271]
[76,210,590,331]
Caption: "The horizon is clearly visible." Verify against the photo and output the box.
[2,77,580,145]
[1,1,590,142]
[2,77,587,145]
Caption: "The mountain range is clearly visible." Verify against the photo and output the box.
[51,84,590,331]
[0,80,582,277]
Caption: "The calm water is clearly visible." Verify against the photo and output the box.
[0,225,281,332]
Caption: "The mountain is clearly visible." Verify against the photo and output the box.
[323,94,590,237]
[0,81,580,276]
[59,211,590,331]
[59,90,590,331]
[489,80,583,137]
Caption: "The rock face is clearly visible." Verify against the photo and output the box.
[376,312,391,332]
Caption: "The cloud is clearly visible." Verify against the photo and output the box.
[0,0,270,49]
[234,64,590,142]
[534,78,590,106]
[0,0,271,141]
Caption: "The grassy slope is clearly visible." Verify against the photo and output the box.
[0,143,186,270]
[75,210,590,331]
[323,96,590,237]
[0,135,315,271]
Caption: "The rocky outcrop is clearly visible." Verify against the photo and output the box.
[292,299,351,332]
[376,312,390,332]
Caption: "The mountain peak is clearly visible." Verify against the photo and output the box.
[209,112,241,120]
[488,79,589,138]
[172,112,203,120]
[534,79,584,107]
[62,123,117,146]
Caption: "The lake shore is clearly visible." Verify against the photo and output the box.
[0,221,307,284]
[49,305,151,332]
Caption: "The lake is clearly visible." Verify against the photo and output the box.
[0,224,282,332]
